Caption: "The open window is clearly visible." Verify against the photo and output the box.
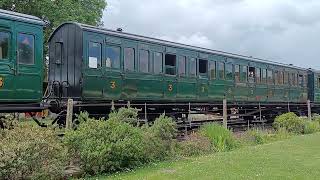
[0,31,10,60]
[198,59,208,78]
[88,41,101,68]
[226,63,233,80]
[248,67,255,83]
[165,54,176,75]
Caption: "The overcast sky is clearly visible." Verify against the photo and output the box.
[102,0,320,69]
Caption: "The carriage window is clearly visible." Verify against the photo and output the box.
[226,64,233,80]
[304,75,308,87]
[235,65,240,83]
[106,46,120,69]
[284,72,289,85]
[256,68,261,84]
[267,70,273,84]
[18,33,34,65]
[209,61,216,79]
[241,66,248,82]
[199,59,208,78]
[124,48,135,71]
[190,58,197,77]
[88,42,101,68]
[0,31,10,60]
[178,56,186,76]
[55,43,62,64]
[291,73,296,86]
[154,52,163,74]
[298,74,303,87]
[262,69,267,84]
[274,71,279,85]
[218,62,225,80]
[248,67,255,83]
[139,50,149,73]
[165,54,176,75]
[279,71,284,85]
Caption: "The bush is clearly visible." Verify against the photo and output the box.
[178,132,212,157]
[273,112,305,134]
[0,114,17,131]
[142,114,177,161]
[303,121,320,134]
[64,110,178,175]
[312,114,320,124]
[64,118,147,175]
[0,124,67,180]
[199,123,238,152]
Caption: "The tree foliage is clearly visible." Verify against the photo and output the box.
[0,0,107,43]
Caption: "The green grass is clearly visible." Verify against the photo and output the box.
[94,133,320,180]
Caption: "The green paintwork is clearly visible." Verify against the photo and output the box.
[80,30,310,104]
[0,14,43,103]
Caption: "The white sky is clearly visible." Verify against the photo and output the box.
[102,0,320,69]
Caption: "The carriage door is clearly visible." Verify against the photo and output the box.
[82,33,104,99]
[0,19,15,101]
[248,66,256,101]
[16,23,43,101]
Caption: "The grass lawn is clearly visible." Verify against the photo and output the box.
[96,133,320,180]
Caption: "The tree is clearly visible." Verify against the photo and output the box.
[0,0,107,43]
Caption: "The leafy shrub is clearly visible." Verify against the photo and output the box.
[199,123,237,152]
[0,124,67,180]
[178,132,212,156]
[64,110,178,175]
[64,118,146,175]
[303,120,320,134]
[312,114,320,124]
[0,114,17,130]
[142,114,177,161]
[108,107,139,125]
[273,112,305,134]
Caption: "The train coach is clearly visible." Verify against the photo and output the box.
[1,8,320,123]
[48,22,320,109]
[0,9,46,112]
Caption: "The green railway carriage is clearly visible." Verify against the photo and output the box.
[308,70,320,102]
[48,22,313,105]
[0,9,44,106]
